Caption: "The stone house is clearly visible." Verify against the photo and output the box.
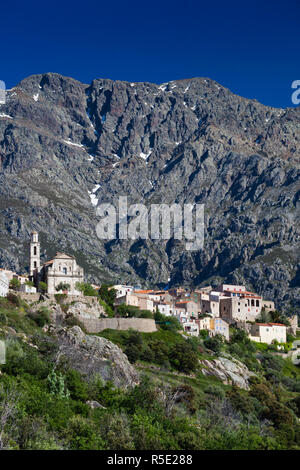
[261,300,276,313]
[114,293,154,313]
[114,293,140,308]
[137,296,155,313]
[200,291,228,317]
[220,293,262,322]
[217,284,246,294]
[175,300,199,317]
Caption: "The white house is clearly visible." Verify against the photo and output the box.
[113,285,134,298]
[250,323,287,344]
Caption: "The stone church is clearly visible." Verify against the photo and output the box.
[29,232,84,295]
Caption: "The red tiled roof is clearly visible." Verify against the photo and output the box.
[135,290,154,294]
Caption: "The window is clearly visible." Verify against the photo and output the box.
[63,267,67,275]
[33,246,37,256]
[34,261,37,268]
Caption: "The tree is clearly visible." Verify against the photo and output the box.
[124,344,141,363]
[154,310,181,331]
[75,282,97,296]
[169,342,198,373]
[25,280,35,287]
[115,304,140,318]
[204,335,224,354]
[39,282,47,294]
[9,278,21,291]
[139,309,153,319]
[99,285,116,308]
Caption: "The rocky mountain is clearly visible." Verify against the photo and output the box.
[0,72,299,309]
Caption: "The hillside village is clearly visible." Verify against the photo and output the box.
[0,231,298,347]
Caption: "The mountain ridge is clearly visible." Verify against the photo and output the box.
[0,72,299,310]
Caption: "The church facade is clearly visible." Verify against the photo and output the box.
[29,232,84,295]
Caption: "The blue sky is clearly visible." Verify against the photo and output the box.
[1,0,299,108]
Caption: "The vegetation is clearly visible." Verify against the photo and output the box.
[55,283,71,293]
[98,285,116,308]
[0,296,299,450]
[9,278,21,291]
[39,282,48,294]
[75,282,98,297]
[115,304,153,319]
[256,308,290,326]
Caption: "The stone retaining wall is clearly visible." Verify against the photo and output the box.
[79,317,157,333]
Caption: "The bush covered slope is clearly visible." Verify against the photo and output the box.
[0,295,300,450]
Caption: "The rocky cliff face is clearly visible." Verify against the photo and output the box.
[54,326,139,388]
[0,73,299,309]
[200,355,256,390]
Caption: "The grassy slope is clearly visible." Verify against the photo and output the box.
[0,296,299,450]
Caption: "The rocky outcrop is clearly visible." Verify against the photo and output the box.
[53,326,139,388]
[67,299,105,320]
[199,355,256,390]
[30,295,106,326]
[0,73,299,309]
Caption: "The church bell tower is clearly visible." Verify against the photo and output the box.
[29,231,40,277]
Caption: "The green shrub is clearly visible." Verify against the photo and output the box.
[76,282,97,296]
[7,292,21,307]
[124,344,141,363]
[204,335,224,354]
[39,282,48,293]
[9,278,21,291]
[169,342,198,373]
[54,293,68,304]
[98,285,116,308]
[0,312,7,324]
[55,283,70,293]
[65,370,89,402]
